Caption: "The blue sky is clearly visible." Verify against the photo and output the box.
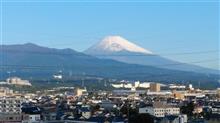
[1,0,219,70]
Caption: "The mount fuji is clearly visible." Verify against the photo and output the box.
[85,36,153,55]
[84,36,218,74]
[1,42,220,87]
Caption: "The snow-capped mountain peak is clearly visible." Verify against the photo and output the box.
[85,36,153,54]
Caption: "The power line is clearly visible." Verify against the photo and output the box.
[94,50,219,56]
[2,0,219,3]
[0,49,218,57]
[0,59,218,70]
[155,59,219,67]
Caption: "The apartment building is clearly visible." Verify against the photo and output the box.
[0,96,25,123]
[0,96,23,114]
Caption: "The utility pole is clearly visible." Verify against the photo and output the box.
[82,78,84,87]
[104,80,107,87]
[127,101,129,123]
[7,71,11,78]
[82,72,85,87]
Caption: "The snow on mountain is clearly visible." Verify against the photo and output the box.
[85,36,153,55]
[85,36,219,74]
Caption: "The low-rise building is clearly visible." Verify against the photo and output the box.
[22,114,41,123]
[139,102,180,117]
[0,114,28,123]
[161,114,187,123]
[74,88,87,97]
[6,77,32,86]
[0,87,14,96]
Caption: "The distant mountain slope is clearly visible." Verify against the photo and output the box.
[0,43,219,85]
[84,36,219,74]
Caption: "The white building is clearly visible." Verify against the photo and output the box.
[53,74,62,79]
[22,114,41,123]
[111,83,133,88]
[134,81,140,88]
[169,84,186,89]
[189,84,194,90]
[112,81,150,89]
[147,91,172,96]
[139,102,180,117]
[6,77,32,86]
[123,83,132,88]
[111,83,124,88]
[139,82,150,88]
[184,93,205,98]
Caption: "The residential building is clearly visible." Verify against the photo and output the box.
[0,96,25,123]
[0,87,13,96]
[0,96,23,114]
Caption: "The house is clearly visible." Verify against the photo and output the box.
[193,106,203,114]
[211,105,220,114]
[98,100,115,111]
[21,106,42,123]
[161,115,187,123]
[79,106,91,119]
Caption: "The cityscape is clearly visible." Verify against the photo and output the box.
[0,76,220,123]
[0,0,219,123]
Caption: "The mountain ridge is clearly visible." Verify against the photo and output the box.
[84,36,219,74]
[0,43,219,85]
